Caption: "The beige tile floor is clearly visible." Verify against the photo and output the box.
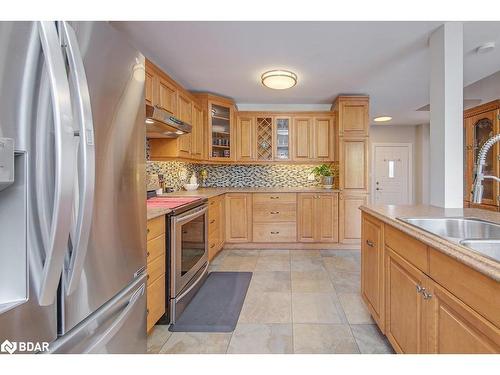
[147,249,394,354]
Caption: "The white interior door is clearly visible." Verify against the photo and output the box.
[373,144,412,205]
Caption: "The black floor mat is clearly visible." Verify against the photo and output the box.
[169,272,252,333]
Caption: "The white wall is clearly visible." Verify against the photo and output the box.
[370,124,430,204]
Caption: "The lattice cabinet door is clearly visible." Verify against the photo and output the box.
[256,117,273,160]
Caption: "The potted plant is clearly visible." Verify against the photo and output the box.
[311,163,336,188]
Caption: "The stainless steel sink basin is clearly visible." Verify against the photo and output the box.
[459,240,500,262]
[398,217,500,241]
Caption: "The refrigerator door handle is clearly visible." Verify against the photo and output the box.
[84,283,145,354]
[37,21,77,306]
[60,21,96,296]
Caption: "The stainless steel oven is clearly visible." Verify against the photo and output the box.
[169,202,209,323]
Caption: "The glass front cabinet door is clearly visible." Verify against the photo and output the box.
[274,117,291,160]
[209,101,233,160]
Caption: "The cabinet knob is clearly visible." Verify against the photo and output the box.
[366,240,375,247]
[270,231,280,234]
[147,228,150,234]
[270,211,280,214]
[210,219,216,224]
[147,251,150,257]
[270,196,279,199]
[210,243,215,248]
[415,285,424,294]
[422,290,433,300]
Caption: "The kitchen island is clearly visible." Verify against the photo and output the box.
[359,204,500,354]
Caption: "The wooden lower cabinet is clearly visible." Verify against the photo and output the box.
[426,280,500,353]
[297,193,338,243]
[361,213,384,331]
[385,248,427,353]
[146,216,166,333]
[252,193,297,243]
[208,195,225,260]
[339,193,368,243]
[225,193,252,243]
[361,212,500,353]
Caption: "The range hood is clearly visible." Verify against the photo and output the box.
[145,104,192,138]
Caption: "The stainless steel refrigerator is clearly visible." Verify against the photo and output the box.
[0,21,147,354]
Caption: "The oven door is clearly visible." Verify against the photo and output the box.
[171,204,208,297]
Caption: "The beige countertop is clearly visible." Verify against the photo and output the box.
[147,207,171,221]
[148,187,339,220]
[159,186,340,199]
[360,204,500,281]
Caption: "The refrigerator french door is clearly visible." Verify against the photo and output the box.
[0,21,147,354]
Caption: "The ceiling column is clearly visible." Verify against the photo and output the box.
[429,22,464,208]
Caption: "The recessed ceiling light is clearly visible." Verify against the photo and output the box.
[374,116,392,122]
[261,70,297,90]
[476,42,495,54]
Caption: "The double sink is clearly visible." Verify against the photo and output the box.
[398,217,500,262]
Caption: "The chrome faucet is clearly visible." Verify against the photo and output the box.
[472,133,500,204]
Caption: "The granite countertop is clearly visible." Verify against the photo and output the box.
[360,204,500,281]
[159,186,340,199]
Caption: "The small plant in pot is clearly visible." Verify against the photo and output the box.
[311,163,336,188]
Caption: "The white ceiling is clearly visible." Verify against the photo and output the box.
[114,21,500,126]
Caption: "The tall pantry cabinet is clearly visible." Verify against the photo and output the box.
[332,96,370,243]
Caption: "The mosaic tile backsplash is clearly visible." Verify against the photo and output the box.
[146,161,339,191]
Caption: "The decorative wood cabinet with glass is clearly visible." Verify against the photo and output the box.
[463,100,500,211]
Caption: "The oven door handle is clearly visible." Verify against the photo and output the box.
[173,205,207,224]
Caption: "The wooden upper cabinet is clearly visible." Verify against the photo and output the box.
[313,117,333,159]
[145,70,154,105]
[236,116,255,161]
[157,77,177,116]
[385,248,427,354]
[293,117,313,160]
[335,96,369,137]
[361,213,384,331]
[191,103,204,159]
[178,92,193,124]
[297,193,338,243]
[225,194,252,243]
[340,137,368,191]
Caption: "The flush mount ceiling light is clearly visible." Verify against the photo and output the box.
[261,70,297,90]
[373,116,392,122]
[476,42,495,54]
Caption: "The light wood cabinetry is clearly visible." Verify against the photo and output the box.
[145,69,154,105]
[208,195,225,260]
[361,212,500,353]
[361,213,385,331]
[157,77,177,116]
[334,96,369,137]
[225,193,252,243]
[252,193,297,243]
[339,193,368,243]
[236,116,255,161]
[191,102,204,159]
[293,117,313,160]
[339,137,368,191]
[385,247,427,353]
[313,117,333,159]
[146,216,166,333]
[463,100,500,211]
[297,193,338,243]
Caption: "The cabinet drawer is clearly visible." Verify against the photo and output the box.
[147,274,165,332]
[147,254,165,285]
[147,215,165,241]
[385,225,428,273]
[147,234,165,262]
[208,195,222,213]
[429,248,500,328]
[253,203,296,222]
[253,193,297,204]
[253,222,296,242]
[209,215,219,234]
